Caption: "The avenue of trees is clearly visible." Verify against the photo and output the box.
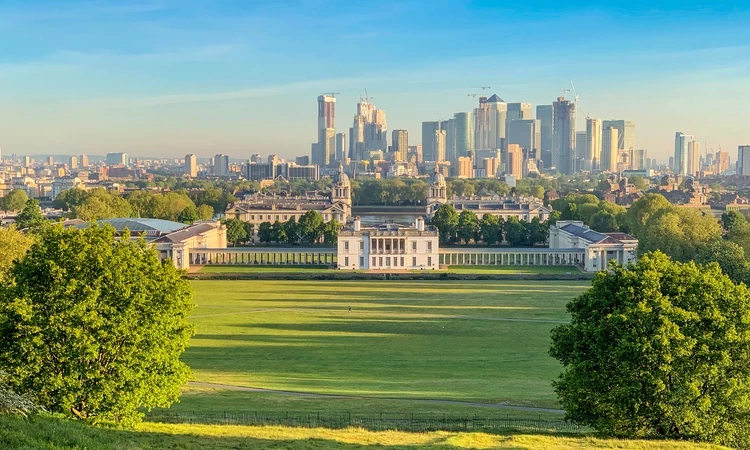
[0,224,194,426]
[430,204,552,246]
[550,194,627,232]
[551,252,750,448]
[223,211,339,246]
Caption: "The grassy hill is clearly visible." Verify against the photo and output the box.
[0,415,731,450]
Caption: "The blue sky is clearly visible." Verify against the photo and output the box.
[1,0,748,162]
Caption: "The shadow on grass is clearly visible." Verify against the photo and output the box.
[1,414,531,450]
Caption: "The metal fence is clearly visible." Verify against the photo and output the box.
[148,411,583,434]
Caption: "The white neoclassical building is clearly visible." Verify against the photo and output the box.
[549,220,638,272]
[337,217,439,270]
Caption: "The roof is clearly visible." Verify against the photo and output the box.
[560,223,608,243]
[98,218,187,235]
[486,94,505,103]
[153,223,218,244]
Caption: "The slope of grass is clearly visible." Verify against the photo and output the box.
[0,415,731,450]
[179,280,586,411]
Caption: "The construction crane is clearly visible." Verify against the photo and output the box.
[361,88,374,103]
[569,80,588,118]
[471,86,492,93]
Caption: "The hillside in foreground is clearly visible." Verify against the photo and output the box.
[0,415,731,450]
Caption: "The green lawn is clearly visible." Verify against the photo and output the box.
[164,279,588,417]
[0,415,731,450]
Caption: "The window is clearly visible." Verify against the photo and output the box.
[428,257,432,266]
[412,241,417,251]
[344,257,349,267]
[427,241,433,253]
[379,257,383,266]
[275,215,279,221]
[400,257,405,267]
[372,256,376,266]
[251,215,255,220]
[386,257,391,267]
[344,241,349,251]
[360,256,364,267]
[412,257,417,266]
[360,241,364,250]
[283,215,288,220]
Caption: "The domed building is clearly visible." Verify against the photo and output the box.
[426,166,447,205]
[331,164,352,217]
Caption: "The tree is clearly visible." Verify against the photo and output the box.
[225,219,249,246]
[283,216,299,244]
[242,222,254,245]
[721,210,746,233]
[257,221,273,244]
[624,193,672,237]
[527,217,548,245]
[638,207,722,262]
[456,210,479,244]
[297,211,324,244]
[177,206,199,224]
[431,204,459,244]
[530,185,545,199]
[322,219,340,245]
[196,204,214,221]
[550,252,750,448]
[15,199,46,229]
[1,370,41,416]
[695,239,750,285]
[548,210,562,225]
[505,217,529,246]
[0,225,194,427]
[480,214,500,245]
[589,211,618,232]
[0,190,29,212]
[628,175,648,191]
[52,188,87,211]
[272,220,287,244]
[0,227,33,282]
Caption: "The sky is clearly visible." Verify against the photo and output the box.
[1,0,749,162]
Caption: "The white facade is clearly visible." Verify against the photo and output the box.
[549,220,638,272]
[337,217,439,270]
[51,176,83,200]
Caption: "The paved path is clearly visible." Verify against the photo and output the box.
[188,381,565,414]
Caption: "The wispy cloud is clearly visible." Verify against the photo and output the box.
[70,76,384,109]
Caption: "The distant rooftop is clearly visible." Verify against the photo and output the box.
[486,94,505,103]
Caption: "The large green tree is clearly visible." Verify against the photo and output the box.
[479,214,500,245]
[431,204,459,244]
[297,210,324,244]
[550,252,750,448]
[225,219,249,246]
[0,225,194,427]
[0,190,29,212]
[624,193,672,237]
[456,210,479,244]
[15,199,46,229]
[0,227,34,282]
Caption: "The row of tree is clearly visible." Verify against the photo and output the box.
[53,189,216,223]
[223,210,340,246]
[430,204,550,246]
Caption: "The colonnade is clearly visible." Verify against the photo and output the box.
[190,249,337,266]
[370,237,407,254]
[438,250,584,266]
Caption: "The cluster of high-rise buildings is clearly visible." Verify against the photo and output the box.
[673,133,732,177]
[309,92,652,180]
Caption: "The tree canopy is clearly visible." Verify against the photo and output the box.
[0,190,29,212]
[15,199,46,230]
[0,225,194,427]
[550,252,750,448]
[0,227,34,282]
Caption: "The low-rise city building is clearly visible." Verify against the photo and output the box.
[549,220,638,272]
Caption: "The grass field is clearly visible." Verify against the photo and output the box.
[0,415,731,450]
[198,265,583,275]
[164,279,588,417]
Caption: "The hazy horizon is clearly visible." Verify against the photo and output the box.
[1,1,748,162]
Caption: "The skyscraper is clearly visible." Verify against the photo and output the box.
[507,144,523,179]
[717,150,730,174]
[576,132,588,171]
[422,121,440,161]
[441,118,455,165]
[633,149,647,170]
[601,127,619,172]
[602,120,636,161]
[507,119,540,153]
[80,154,89,167]
[106,152,129,166]
[453,112,473,162]
[335,133,347,162]
[434,129,447,162]
[552,97,576,175]
[312,94,336,166]
[185,154,198,177]
[674,132,689,176]
[506,103,532,140]
[350,96,387,161]
[738,146,750,176]
[457,157,473,178]
[536,105,553,169]
[687,141,701,176]
[391,130,409,162]
[69,155,78,170]
[213,154,230,176]
[474,94,506,151]
[586,118,602,171]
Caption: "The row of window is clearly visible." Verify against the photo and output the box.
[237,214,334,222]
[342,240,433,253]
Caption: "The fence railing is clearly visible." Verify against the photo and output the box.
[147,411,583,434]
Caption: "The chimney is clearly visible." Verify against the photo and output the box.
[416,216,425,232]
[353,216,361,232]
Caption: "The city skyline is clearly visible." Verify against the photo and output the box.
[1,1,749,160]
